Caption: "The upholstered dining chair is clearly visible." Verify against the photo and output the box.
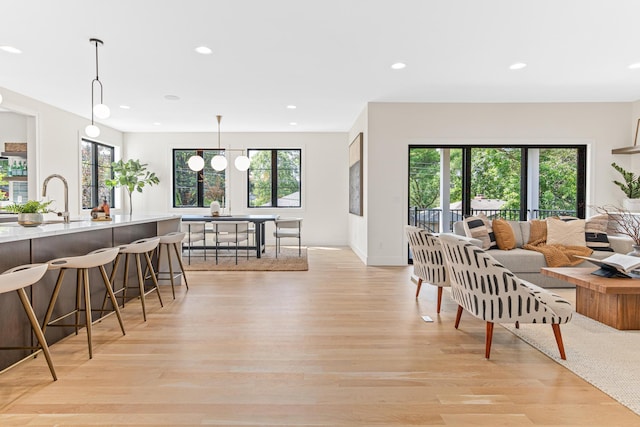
[210,221,251,264]
[273,217,302,257]
[404,225,450,313]
[438,233,574,360]
[181,221,206,264]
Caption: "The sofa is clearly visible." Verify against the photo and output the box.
[449,218,634,288]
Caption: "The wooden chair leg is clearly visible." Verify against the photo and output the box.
[415,278,423,298]
[485,322,494,359]
[552,324,567,360]
[515,321,520,329]
[454,305,463,329]
[436,287,443,314]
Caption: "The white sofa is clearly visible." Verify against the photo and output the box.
[450,220,634,288]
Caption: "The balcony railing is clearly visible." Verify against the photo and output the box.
[409,207,577,232]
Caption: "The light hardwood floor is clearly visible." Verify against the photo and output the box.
[0,247,638,426]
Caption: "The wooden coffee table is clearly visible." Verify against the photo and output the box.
[541,267,640,330]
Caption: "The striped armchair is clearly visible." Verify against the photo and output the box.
[438,233,574,359]
[405,226,450,313]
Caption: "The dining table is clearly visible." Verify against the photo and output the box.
[180,214,279,258]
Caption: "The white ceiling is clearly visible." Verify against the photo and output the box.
[2,0,640,133]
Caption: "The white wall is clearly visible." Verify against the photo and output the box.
[362,102,631,266]
[347,107,368,262]
[0,86,124,215]
[0,112,27,141]
[123,131,349,246]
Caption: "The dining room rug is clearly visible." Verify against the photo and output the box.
[183,246,308,271]
[502,313,640,415]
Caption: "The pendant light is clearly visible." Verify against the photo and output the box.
[187,153,205,171]
[234,153,251,171]
[211,115,228,171]
[85,38,108,138]
[0,92,3,104]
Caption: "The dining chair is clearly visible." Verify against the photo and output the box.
[210,221,251,264]
[273,217,302,257]
[181,221,206,264]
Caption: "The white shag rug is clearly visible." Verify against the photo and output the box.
[502,313,640,415]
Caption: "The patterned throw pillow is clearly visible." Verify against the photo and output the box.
[463,214,497,250]
[492,218,516,250]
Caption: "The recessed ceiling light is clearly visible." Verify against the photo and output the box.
[286,105,297,109]
[164,95,180,101]
[195,46,212,55]
[289,122,297,126]
[628,63,640,70]
[509,62,527,70]
[0,45,22,54]
[153,122,161,126]
[391,62,406,70]
[119,105,131,110]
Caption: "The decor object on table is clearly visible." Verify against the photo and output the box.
[210,201,221,216]
[105,159,159,215]
[438,233,573,360]
[349,132,363,216]
[611,162,640,211]
[5,199,53,226]
[595,205,640,255]
[85,38,110,138]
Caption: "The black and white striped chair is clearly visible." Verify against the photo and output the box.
[438,233,574,359]
[405,225,450,313]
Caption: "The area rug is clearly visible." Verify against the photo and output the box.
[502,313,640,415]
[183,246,308,271]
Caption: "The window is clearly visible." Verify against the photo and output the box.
[173,149,226,207]
[248,149,301,208]
[408,145,586,232]
[81,139,114,209]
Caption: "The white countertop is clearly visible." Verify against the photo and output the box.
[0,214,181,243]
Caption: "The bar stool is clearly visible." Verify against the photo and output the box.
[154,231,189,299]
[109,237,163,321]
[42,247,125,360]
[0,263,57,381]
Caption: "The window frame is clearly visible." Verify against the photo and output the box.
[81,138,115,210]
[172,148,226,208]
[247,148,302,208]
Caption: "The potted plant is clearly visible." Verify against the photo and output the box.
[5,199,53,227]
[105,159,159,215]
[612,162,640,212]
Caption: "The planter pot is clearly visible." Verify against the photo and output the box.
[17,213,43,227]
[623,198,640,212]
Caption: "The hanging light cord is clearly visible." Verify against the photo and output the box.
[89,38,104,124]
[217,115,222,151]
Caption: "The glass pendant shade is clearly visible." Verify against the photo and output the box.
[0,92,3,104]
[187,155,205,171]
[93,103,111,119]
[211,155,228,171]
[85,124,100,138]
[235,155,250,171]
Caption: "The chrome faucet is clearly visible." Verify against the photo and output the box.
[42,174,69,223]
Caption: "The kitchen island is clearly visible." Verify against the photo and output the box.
[0,214,180,371]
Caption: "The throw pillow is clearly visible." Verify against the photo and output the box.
[585,214,613,252]
[527,219,547,244]
[546,217,586,246]
[492,218,516,250]
[463,214,497,250]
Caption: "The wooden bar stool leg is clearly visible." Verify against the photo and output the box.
[135,254,148,322]
[172,242,189,290]
[144,251,163,307]
[98,265,125,335]
[75,269,82,336]
[42,270,67,335]
[82,268,94,359]
[17,288,57,381]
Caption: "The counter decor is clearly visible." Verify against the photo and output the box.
[4,199,53,227]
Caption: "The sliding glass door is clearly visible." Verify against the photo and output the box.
[408,145,586,233]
